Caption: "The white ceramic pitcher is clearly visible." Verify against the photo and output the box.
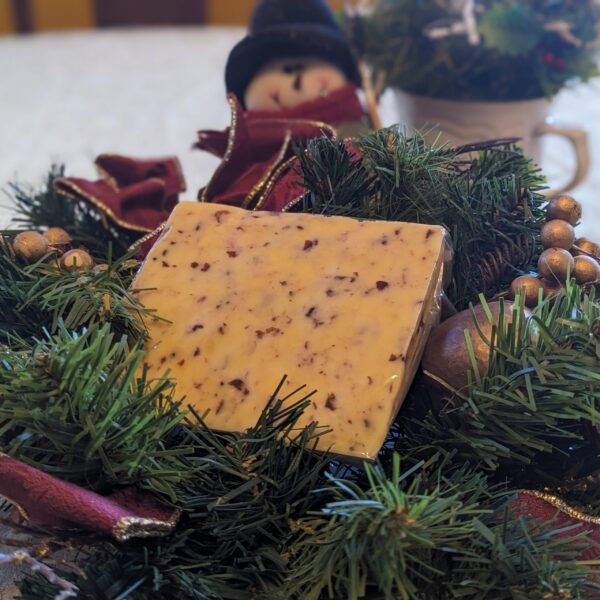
[395,91,590,195]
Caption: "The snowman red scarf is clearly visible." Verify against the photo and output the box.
[195,84,366,211]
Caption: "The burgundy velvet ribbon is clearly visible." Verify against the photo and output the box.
[512,490,600,561]
[54,155,186,234]
[0,455,178,542]
[195,84,366,211]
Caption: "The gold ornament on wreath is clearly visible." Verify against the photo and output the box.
[10,227,95,272]
[509,194,600,306]
[422,301,531,396]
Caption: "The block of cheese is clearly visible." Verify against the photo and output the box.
[132,202,447,459]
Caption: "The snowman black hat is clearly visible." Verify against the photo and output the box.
[225,0,361,105]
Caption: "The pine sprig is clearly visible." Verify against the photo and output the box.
[398,284,600,500]
[0,324,187,499]
[165,385,333,598]
[282,454,594,600]
[297,130,546,308]
[0,236,150,344]
[19,386,333,600]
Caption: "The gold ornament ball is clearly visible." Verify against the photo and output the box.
[573,255,600,285]
[13,231,49,263]
[60,249,95,270]
[546,194,582,225]
[422,301,531,394]
[44,227,72,248]
[573,237,600,260]
[540,220,575,250]
[509,275,543,308]
[537,248,574,283]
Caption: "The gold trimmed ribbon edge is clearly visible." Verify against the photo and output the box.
[242,130,292,210]
[201,95,239,202]
[253,156,301,212]
[519,490,600,526]
[128,221,169,253]
[112,509,181,542]
[53,180,154,234]
[0,493,31,523]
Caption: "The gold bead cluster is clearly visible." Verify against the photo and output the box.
[11,228,96,271]
[510,195,599,307]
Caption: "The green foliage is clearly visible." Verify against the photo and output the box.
[4,165,600,599]
[0,236,150,344]
[19,388,333,600]
[479,4,542,56]
[0,325,187,498]
[8,165,142,261]
[283,456,489,600]
[280,456,594,600]
[297,130,546,309]
[164,387,332,598]
[398,285,600,505]
[364,0,600,100]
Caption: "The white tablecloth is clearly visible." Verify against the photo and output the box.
[0,27,598,237]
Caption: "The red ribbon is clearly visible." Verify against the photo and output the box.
[0,455,178,542]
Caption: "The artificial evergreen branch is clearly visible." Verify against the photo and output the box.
[0,236,149,344]
[297,130,546,309]
[7,165,140,260]
[0,324,187,499]
[2,160,599,600]
[19,386,333,600]
[398,284,600,505]
[281,454,594,600]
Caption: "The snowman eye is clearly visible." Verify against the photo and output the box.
[283,63,305,75]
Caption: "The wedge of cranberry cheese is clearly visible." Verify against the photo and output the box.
[132,202,448,459]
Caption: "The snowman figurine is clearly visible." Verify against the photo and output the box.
[196,0,370,211]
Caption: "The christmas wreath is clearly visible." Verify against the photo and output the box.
[1,130,599,600]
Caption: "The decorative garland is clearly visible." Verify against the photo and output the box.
[1,131,599,599]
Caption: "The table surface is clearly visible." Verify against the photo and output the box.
[0,27,598,596]
[0,27,598,238]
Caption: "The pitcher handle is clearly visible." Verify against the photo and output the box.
[534,120,590,196]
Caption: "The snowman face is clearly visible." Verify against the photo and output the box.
[244,57,348,112]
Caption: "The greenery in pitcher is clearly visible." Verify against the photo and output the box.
[363,0,600,101]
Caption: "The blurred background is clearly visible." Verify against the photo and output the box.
[0,0,343,32]
[0,0,597,237]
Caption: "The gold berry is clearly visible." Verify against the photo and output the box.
[573,237,600,260]
[546,194,582,225]
[538,248,574,283]
[509,275,543,308]
[60,249,94,270]
[540,220,575,250]
[44,227,72,248]
[13,231,49,263]
[573,255,600,284]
